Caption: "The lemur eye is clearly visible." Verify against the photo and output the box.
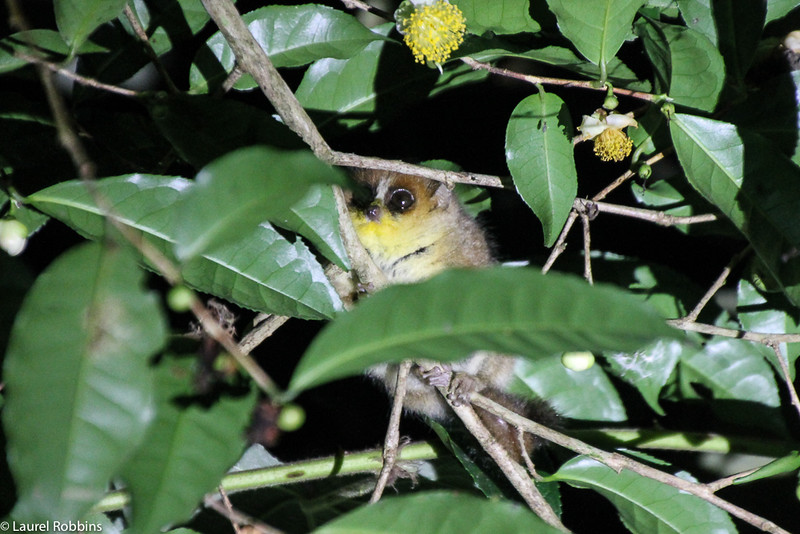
[387,188,415,213]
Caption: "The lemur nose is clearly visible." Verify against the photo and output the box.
[366,203,382,222]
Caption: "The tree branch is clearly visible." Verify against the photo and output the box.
[543,151,669,273]
[461,57,663,103]
[371,360,413,503]
[123,4,180,93]
[442,390,568,531]
[586,199,719,228]
[470,393,791,534]
[766,341,800,421]
[684,247,750,322]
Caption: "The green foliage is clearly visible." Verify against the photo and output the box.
[4,242,165,521]
[550,457,737,533]
[289,268,675,395]
[312,491,564,534]
[3,0,800,533]
[505,91,577,246]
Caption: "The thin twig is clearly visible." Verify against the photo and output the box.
[199,0,332,159]
[13,51,140,97]
[123,4,180,93]
[340,0,394,20]
[542,151,669,274]
[218,485,242,534]
[706,467,762,493]
[238,314,290,355]
[333,185,388,292]
[199,0,506,190]
[461,57,662,103]
[684,247,751,322]
[667,319,800,344]
[588,200,719,227]
[580,212,593,284]
[443,391,568,531]
[204,494,285,534]
[766,341,800,421]
[371,360,413,503]
[470,393,791,534]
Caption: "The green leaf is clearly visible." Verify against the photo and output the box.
[669,113,800,304]
[147,94,303,169]
[636,20,725,111]
[0,29,107,74]
[550,457,736,533]
[713,0,765,92]
[674,316,786,435]
[123,359,254,534]
[172,146,345,260]
[189,5,387,93]
[505,91,577,247]
[606,339,685,416]
[733,451,800,485]
[765,0,799,24]
[295,23,433,131]
[288,267,676,395]
[54,0,128,54]
[28,175,343,319]
[676,0,715,45]
[426,419,504,498]
[453,0,540,35]
[679,337,780,407]
[3,242,165,521]
[311,491,563,534]
[736,280,800,381]
[511,355,627,421]
[275,184,350,270]
[124,0,216,57]
[546,0,644,74]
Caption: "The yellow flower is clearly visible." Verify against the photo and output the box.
[578,111,638,163]
[397,0,466,66]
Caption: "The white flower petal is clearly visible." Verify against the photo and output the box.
[578,115,608,138]
[605,112,638,129]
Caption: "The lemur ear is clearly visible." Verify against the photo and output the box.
[429,179,452,210]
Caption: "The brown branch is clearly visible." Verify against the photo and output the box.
[204,493,285,534]
[443,390,568,531]
[580,212,593,284]
[766,341,800,421]
[199,0,506,191]
[333,185,388,293]
[13,51,140,97]
[666,319,800,344]
[684,247,751,322]
[340,0,394,21]
[123,5,180,94]
[470,393,791,534]
[587,200,719,228]
[199,0,333,159]
[461,57,662,103]
[238,314,290,355]
[706,467,762,493]
[217,485,242,534]
[371,360,413,503]
[543,151,669,274]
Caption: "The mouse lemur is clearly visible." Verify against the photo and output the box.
[347,168,557,460]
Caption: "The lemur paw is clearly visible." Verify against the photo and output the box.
[447,372,479,406]
[417,364,452,388]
